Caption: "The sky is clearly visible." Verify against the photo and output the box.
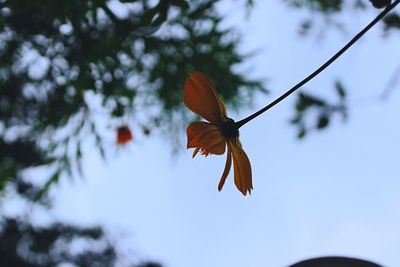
[9,1,400,267]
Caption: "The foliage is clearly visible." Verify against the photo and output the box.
[0,172,162,266]
[0,0,265,197]
[0,216,160,267]
[284,0,399,137]
[290,81,347,139]
[285,0,399,30]
[0,0,397,197]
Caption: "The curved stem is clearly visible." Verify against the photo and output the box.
[236,0,400,129]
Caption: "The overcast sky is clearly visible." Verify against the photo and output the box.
[19,1,400,266]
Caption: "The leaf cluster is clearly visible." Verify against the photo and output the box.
[285,0,400,34]
[285,0,399,138]
[291,81,347,138]
[0,216,160,267]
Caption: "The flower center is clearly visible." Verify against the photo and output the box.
[221,118,239,139]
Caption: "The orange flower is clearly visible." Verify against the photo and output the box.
[184,72,253,195]
[116,125,133,144]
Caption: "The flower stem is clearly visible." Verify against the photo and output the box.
[236,0,400,129]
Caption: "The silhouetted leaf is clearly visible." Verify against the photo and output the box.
[384,13,400,30]
[335,80,346,99]
[370,0,392,9]
[298,127,306,139]
[316,115,330,129]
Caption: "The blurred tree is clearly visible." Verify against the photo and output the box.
[0,0,261,265]
[283,0,399,137]
[0,216,160,267]
[0,0,397,265]
[0,175,162,266]
[0,0,265,197]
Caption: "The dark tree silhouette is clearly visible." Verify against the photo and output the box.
[0,216,160,267]
[1,177,161,266]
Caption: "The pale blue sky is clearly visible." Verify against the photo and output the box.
[23,1,400,266]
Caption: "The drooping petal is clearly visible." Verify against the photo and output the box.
[184,72,227,125]
[229,140,253,196]
[218,145,232,191]
[187,121,226,155]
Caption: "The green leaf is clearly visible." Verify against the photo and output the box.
[34,169,61,201]
[316,115,330,129]
[335,80,346,99]
[290,114,302,124]
[297,127,306,139]
[369,0,392,9]
[299,92,326,107]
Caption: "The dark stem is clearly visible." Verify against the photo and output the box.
[236,0,400,129]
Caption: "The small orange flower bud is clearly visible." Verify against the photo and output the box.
[116,126,133,145]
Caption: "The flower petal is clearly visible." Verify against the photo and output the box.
[187,121,226,155]
[184,72,227,125]
[192,147,201,158]
[218,145,232,191]
[229,140,253,196]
